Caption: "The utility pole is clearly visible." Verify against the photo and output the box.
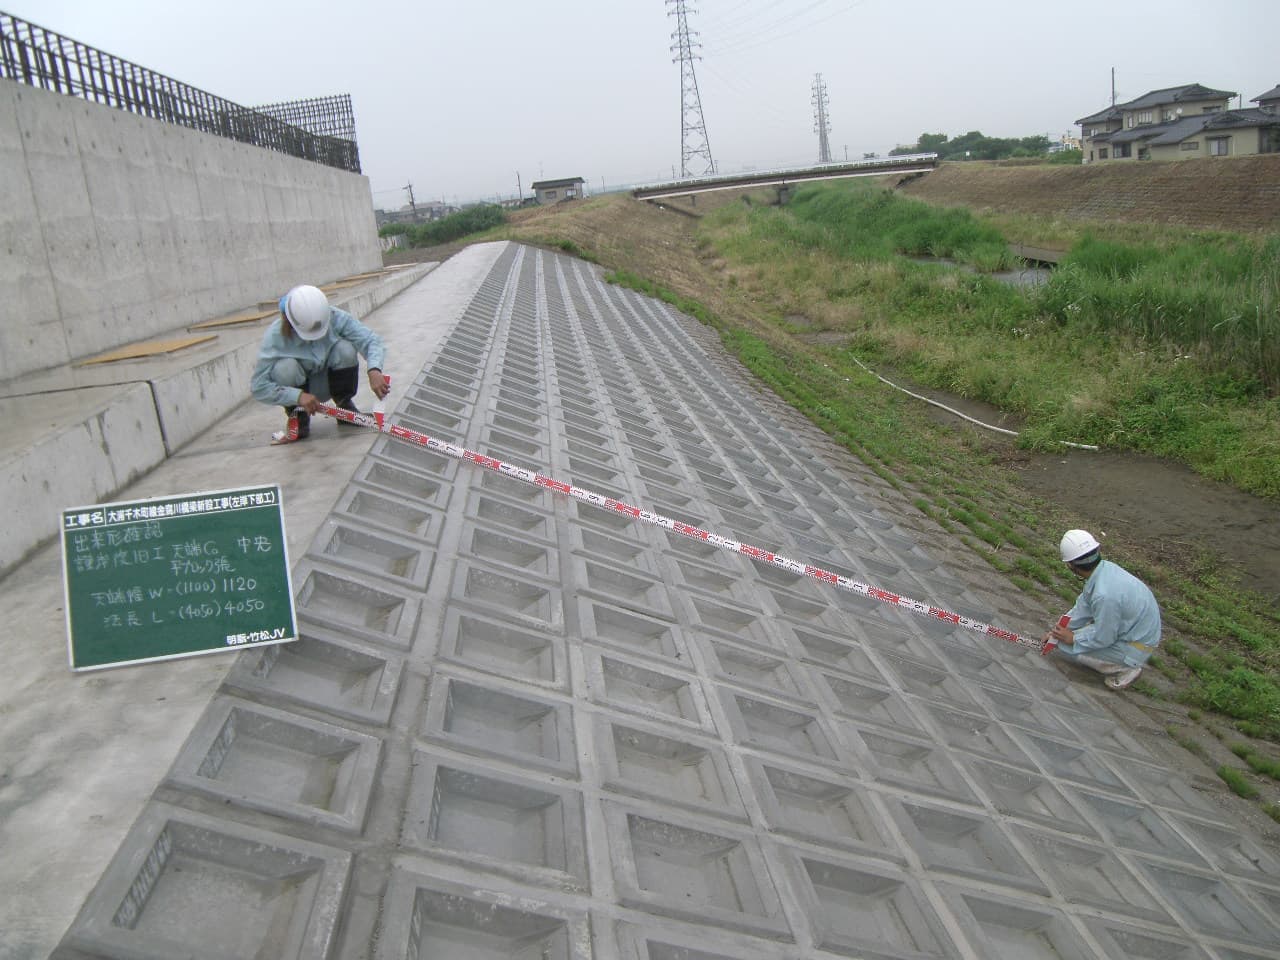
[1111,67,1116,107]
[404,182,417,219]
[812,72,832,164]
[666,0,714,178]
[516,172,522,201]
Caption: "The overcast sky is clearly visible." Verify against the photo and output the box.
[11,0,1280,207]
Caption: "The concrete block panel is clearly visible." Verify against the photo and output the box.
[402,750,588,888]
[495,411,551,447]
[368,433,460,483]
[1082,918,1212,960]
[571,555,675,620]
[603,804,791,940]
[662,529,746,569]
[376,871,591,960]
[396,399,468,443]
[846,725,979,804]
[936,885,1098,960]
[1012,826,1173,925]
[1109,758,1227,820]
[613,920,800,960]
[466,489,555,543]
[884,796,1048,894]
[599,716,745,820]
[918,704,1037,769]
[438,607,568,692]
[1135,860,1278,947]
[293,562,421,650]
[786,624,888,685]
[583,646,709,731]
[463,524,560,580]
[744,757,902,864]
[313,520,436,590]
[421,673,577,777]
[451,559,564,631]
[64,803,350,960]
[561,420,617,452]
[224,626,403,726]
[784,848,958,959]
[1067,789,1208,865]
[1011,668,1101,712]
[571,526,661,576]
[406,382,474,422]
[1167,814,1280,883]
[685,594,779,649]
[934,641,1027,694]
[718,689,841,762]
[974,688,1066,737]
[876,651,987,713]
[580,598,691,666]
[968,759,1099,837]
[700,635,807,701]
[1049,705,1157,762]
[167,696,381,833]
[813,673,930,739]
[1016,733,1136,797]
[475,469,553,512]
[331,485,444,544]
[766,586,853,635]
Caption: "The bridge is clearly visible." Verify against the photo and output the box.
[632,153,938,201]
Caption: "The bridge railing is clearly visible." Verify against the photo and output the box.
[0,11,361,173]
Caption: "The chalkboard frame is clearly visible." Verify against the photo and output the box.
[61,484,297,671]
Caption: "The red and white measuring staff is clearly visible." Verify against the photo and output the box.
[316,399,1046,653]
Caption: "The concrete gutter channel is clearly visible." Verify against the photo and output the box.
[2,241,1277,958]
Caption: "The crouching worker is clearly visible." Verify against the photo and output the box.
[251,284,390,443]
[1044,529,1161,690]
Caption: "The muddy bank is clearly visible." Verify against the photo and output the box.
[906,380,1280,601]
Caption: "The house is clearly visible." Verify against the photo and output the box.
[1076,83,1280,163]
[530,177,586,204]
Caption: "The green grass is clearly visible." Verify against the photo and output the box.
[1217,764,1261,799]
[1168,725,1210,760]
[703,182,1280,499]
[1230,742,1280,780]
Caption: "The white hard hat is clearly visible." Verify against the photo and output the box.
[281,285,330,340]
[1060,529,1101,563]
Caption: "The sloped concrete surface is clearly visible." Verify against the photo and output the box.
[7,242,1278,958]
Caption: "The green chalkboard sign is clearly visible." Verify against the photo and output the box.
[61,485,296,671]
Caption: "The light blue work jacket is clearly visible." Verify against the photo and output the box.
[250,308,386,407]
[1066,559,1162,666]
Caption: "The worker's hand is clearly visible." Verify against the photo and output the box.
[296,391,320,414]
[1048,622,1074,646]
[368,368,390,399]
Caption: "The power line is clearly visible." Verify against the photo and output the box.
[703,0,862,58]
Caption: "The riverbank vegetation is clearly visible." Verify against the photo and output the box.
[711,181,1280,498]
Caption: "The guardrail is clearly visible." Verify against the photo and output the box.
[0,10,361,173]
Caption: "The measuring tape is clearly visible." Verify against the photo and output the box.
[316,401,1046,653]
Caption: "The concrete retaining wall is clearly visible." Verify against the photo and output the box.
[0,79,382,382]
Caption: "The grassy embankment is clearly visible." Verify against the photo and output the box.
[464,184,1280,806]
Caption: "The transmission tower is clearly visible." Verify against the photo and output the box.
[812,73,832,164]
[666,0,714,178]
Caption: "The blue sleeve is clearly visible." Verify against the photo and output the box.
[331,309,386,370]
[1071,583,1121,652]
[250,327,302,407]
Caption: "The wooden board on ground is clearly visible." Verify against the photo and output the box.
[190,308,276,330]
[76,335,217,366]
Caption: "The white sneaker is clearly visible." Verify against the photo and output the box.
[1105,666,1142,690]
